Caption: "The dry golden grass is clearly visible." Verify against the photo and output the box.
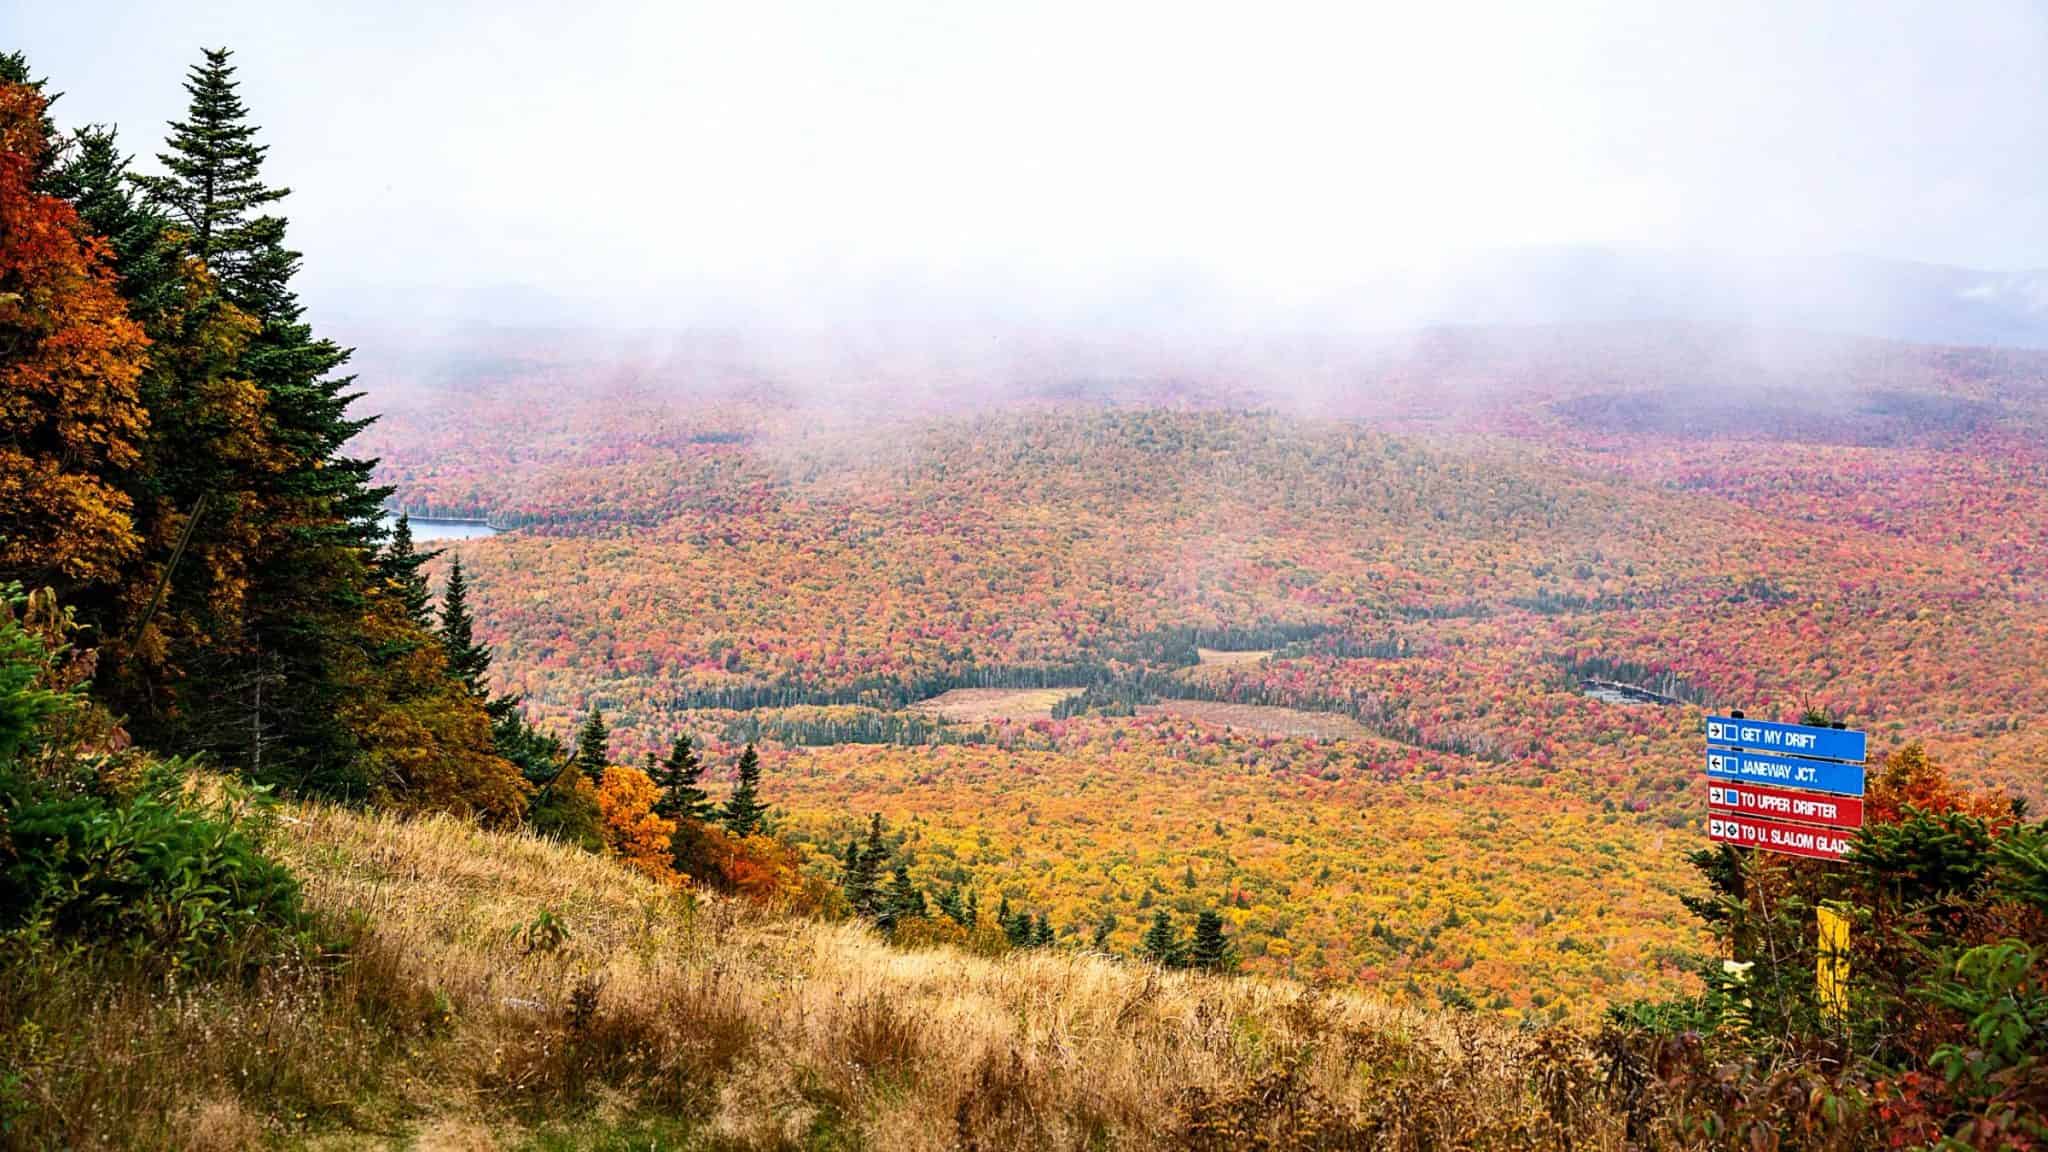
[6,798,1636,1149]
[267,803,1626,1149]
[905,687,1082,722]
[1193,647,1274,667]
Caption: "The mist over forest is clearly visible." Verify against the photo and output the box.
[9,4,2048,1149]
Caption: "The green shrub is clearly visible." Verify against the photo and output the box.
[2,766,305,972]
[0,585,305,973]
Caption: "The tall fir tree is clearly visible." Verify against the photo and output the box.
[842,812,889,917]
[573,705,610,781]
[426,549,545,779]
[841,838,875,915]
[720,743,767,837]
[438,556,489,693]
[130,47,396,797]
[132,48,284,289]
[382,514,435,629]
[650,734,713,823]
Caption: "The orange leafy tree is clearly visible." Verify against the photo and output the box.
[0,82,150,589]
[597,763,679,885]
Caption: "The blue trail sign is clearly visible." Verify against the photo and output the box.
[1706,750,1867,799]
[1705,716,1867,765]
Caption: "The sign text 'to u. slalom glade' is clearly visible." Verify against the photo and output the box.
[1708,813,1855,861]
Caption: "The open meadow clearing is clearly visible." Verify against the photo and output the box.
[908,687,1084,722]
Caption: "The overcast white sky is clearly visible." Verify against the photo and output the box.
[12,0,2048,330]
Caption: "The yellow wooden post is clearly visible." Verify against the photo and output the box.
[1722,958,1754,1035]
[1816,905,1850,1023]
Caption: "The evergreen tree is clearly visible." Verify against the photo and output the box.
[844,813,892,917]
[1003,904,1035,949]
[133,49,285,288]
[1032,913,1055,948]
[496,707,566,787]
[428,552,535,771]
[964,887,980,928]
[841,838,876,915]
[934,885,968,926]
[720,743,767,837]
[132,47,394,797]
[573,705,609,781]
[1092,910,1118,950]
[1141,909,1184,967]
[381,514,435,629]
[48,126,183,319]
[1189,909,1234,972]
[650,734,713,823]
[438,557,490,694]
[881,861,924,931]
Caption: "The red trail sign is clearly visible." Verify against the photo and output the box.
[1707,782,1863,831]
[1708,813,1854,861]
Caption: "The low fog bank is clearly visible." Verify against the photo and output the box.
[338,246,2048,350]
[339,246,2048,425]
[342,323,2048,464]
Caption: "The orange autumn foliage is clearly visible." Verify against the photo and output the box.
[1862,741,2015,828]
[596,764,679,885]
[698,825,799,903]
[359,331,2048,1011]
[0,82,150,588]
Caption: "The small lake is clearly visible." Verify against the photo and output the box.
[384,513,501,542]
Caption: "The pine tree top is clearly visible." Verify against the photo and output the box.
[651,732,713,823]
[720,743,769,838]
[48,126,185,323]
[137,47,287,277]
[382,513,436,628]
[439,557,491,695]
[573,705,609,779]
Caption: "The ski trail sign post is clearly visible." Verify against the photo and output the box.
[1705,714,1866,861]
[1704,713,1867,1024]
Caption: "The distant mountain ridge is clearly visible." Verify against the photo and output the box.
[330,247,2048,352]
[1306,248,2048,351]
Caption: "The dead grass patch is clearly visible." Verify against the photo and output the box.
[907,687,1082,722]
[7,798,1632,1149]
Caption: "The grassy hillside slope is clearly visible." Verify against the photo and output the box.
[10,794,1633,1149]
